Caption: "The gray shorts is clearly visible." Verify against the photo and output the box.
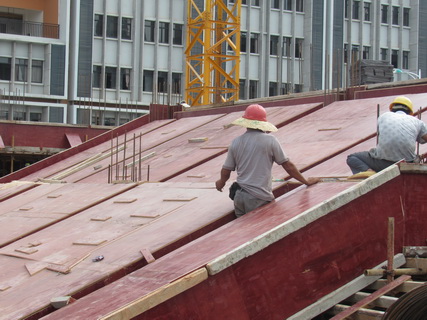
[233,188,270,218]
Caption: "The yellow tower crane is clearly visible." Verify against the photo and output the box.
[185,0,241,107]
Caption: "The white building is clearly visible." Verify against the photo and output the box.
[0,0,425,125]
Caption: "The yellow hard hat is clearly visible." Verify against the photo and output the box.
[389,96,414,115]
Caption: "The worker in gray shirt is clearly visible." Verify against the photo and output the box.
[347,96,427,178]
[215,104,319,217]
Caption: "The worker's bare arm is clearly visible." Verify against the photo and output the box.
[215,168,232,192]
[281,160,320,186]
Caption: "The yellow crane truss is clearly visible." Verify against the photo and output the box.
[185,0,241,107]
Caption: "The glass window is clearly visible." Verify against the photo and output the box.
[143,70,154,92]
[269,82,278,97]
[381,5,388,24]
[281,83,290,95]
[352,0,360,20]
[0,57,11,80]
[240,32,247,52]
[172,72,181,94]
[105,66,116,89]
[120,68,131,90]
[94,14,103,37]
[296,0,303,12]
[392,6,399,25]
[403,8,410,27]
[31,60,43,83]
[270,35,279,56]
[158,71,168,93]
[271,0,280,9]
[294,84,303,93]
[380,48,388,61]
[15,58,28,82]
[391,50,398,68]
[144,20,155,42]
[344,0,348,18]
[159,22,169,44]
[295,38,303,58]
[344,44,348,64]
[122,17,132,40]
[283,37,291,57]
[92,65,102,88]
[49,107,63,123]
[239,79,245,100]
[249,80,258,99]
[363,46,370,59]
[284,0,292,11]
[30,112,42,121]
[364,2,370,21]
[402,51,409,69]
[173,23,183,45]
[106,16,118,38]
[252,0,260,7]
[250,33,259,54]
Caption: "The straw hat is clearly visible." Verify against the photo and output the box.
[231,104,278,132]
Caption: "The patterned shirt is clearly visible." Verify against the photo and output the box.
[223,129,289,201]
[369,111,427,162]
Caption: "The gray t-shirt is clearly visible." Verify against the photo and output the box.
[223,129,289,201]
[369,111,427,162]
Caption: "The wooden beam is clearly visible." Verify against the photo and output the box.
[99,268,208,320]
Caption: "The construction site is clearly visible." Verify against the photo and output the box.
[1,0,427,319]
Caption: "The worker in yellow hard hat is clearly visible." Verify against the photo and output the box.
[215,104,319,217]
[346,96,427,178]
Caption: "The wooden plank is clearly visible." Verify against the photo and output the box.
[99,268,208,320]
[73,239,107,246]
[163,197,197,202]
[25,261,49,276]
[15,247,38,255]
[329,275,411,320]
[140,248,155,264]
[288,254,406,320]
[65,133,83,147]
[91,216,112,222]
[114,198,137,204]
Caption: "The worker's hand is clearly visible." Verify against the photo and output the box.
[215,179,226,192]
[306,177,321,186]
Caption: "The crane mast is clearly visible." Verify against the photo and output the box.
[185,0,241,107]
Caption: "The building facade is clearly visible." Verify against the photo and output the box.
[0,0,425,125]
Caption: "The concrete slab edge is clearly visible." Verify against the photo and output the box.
[206,165,400,275]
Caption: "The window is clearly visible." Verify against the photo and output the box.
[403,8,410,27]
[269,82,278,97]
[241,0,247,4]
[391,50,398,68]
[381,5,388,24]
[344,44,348,64]
[239,79,246,100]
[352,1,360,20]
[15,58,28,82]
[120,68,131,90]
[249,80,258,99]
[364,2,370,21]
[281,83,290,95]
[296,0,303,12]
[122,17,132,40]
[173,23,183,45]
[106,16,118,38]
[295,38,303,58]
[172,73,181,94]
[144,20,155,42]
[94,14,103,37]
[105,66,116,89]
[158,71,168,93]
[270,35,279,56]
[31,60,43,83]
[250,33,259,54]
[240,32,247,52]
[380,48,388,61]
[0,57,11,80]
[344,0,348,18]
[392,6,399,25]
[284,0,292,11]
[252,0,260,7]
[92,65,102,88]
[271,0,280,9]
[294,84,303,93]
[49,107,63,123]
[362,46,370,60]
[143,70,154,92]
[159,22,169,44]
[351,45,359,63]
[30,112,42,122]
[283,37,291,57]
[402,51,409,69]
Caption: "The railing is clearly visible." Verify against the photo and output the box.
[0,18,59,39]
